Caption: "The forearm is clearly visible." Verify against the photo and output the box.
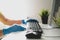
[1,19,22,26]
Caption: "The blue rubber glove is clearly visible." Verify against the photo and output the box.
[22,20,27,24]
[3,25,26,35]
[27,19,39,23]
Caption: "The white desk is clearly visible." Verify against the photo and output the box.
[2,31,27,40]
[2,30,60,40]
[1,23,60,40]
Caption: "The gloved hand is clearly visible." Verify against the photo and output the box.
[3,25,26,35]
[22,20,27,24]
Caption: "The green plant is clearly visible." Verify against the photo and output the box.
[53,17,60,28]
[39,9,49,17]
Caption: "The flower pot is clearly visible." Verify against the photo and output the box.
[41,16,48,24]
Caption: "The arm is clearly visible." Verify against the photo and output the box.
[0,25,26,39]
[1,19,22,25]
[0,13,26,26]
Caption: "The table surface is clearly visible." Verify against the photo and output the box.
[2,30,60,40]
[2,31,27,40]
[1,23,60,40]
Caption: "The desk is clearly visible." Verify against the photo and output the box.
[2,30,60,40]
[1,24,60,40]
[2,31,26,40]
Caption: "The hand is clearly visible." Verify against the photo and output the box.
[3,25,26,35]
[22,20,27,24]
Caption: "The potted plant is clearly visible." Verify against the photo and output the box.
[39,9,49,24]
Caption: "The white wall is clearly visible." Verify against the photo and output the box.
[0,0,53,22]
[0,0,30,20]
